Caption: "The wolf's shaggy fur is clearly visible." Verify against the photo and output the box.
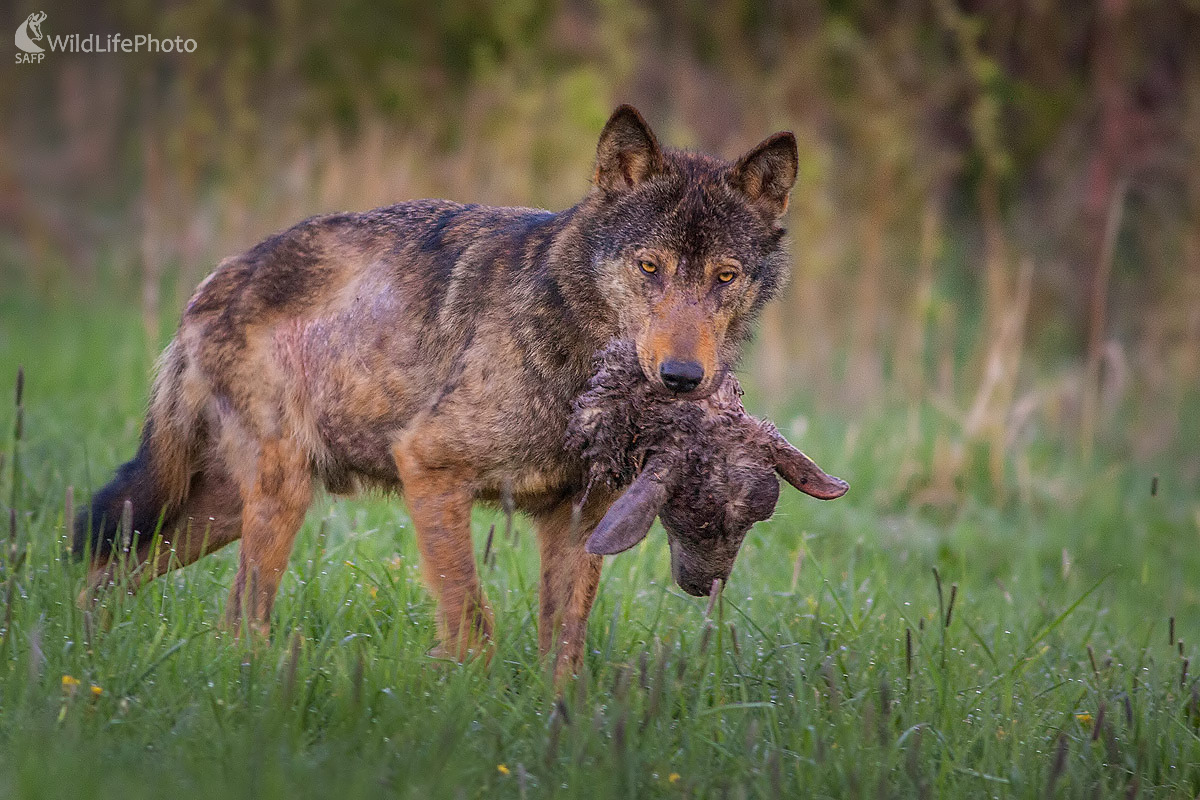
[75,105,808,679]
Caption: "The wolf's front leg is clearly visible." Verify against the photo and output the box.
[393,433,493,661]
[536,495,611,683]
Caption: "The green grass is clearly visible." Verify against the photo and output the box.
[2,282,1199,799]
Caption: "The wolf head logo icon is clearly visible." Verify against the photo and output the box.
[16,11,47,54]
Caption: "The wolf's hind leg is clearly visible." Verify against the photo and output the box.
[224,438,312,636]
[143,464,245,577]
[393,433,492,661]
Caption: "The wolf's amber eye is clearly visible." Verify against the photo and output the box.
[717,270,737,284]
[638,260,657,275]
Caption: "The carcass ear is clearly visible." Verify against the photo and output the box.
[770,429,849,500]
[585,468,670,556]
[593,105,665,194]
[728,131,799,219]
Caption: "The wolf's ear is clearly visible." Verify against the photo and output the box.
[593,105,665,194]
[729,132,799,220]
[585,467,670,556]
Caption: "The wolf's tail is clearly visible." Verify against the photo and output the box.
[74,341,206,559]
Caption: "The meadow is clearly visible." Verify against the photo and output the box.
[0,273,1198,800]
[2,3,1199,795]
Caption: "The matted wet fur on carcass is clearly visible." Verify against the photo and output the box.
[568,340,848,597]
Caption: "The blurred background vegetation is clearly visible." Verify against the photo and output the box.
[1,0,1197,509]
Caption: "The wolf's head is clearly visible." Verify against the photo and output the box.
[580,105,797,399]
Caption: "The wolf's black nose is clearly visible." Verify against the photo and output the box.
[660,359,704,393]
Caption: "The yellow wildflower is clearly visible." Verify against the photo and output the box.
[668,773,680,784]
[496,764,510,775]
[61,675,80,688]
[1075,713,1093,728]
[90,685,103,697]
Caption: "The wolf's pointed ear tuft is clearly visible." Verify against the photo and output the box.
[593,105,665,194]
[585,467,671,555]
[729,131,799,220]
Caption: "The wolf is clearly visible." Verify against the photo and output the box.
[75,105,801,679]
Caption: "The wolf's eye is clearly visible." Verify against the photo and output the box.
[638,260,657,275]
[717,269,737,284]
